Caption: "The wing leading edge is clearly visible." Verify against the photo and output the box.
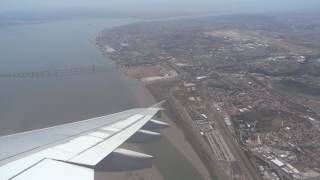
[0,101,169,180]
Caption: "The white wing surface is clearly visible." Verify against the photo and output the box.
[0,102,169,180]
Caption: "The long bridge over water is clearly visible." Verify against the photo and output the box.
[0,65,110,78]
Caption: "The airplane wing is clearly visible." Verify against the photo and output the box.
[0,101,169,180]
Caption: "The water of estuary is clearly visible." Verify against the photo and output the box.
[0,17,205,180]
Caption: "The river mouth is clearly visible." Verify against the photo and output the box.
[0,17,139,135]
[0,17,208,180]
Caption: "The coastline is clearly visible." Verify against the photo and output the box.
[96,70,212,180]
[127,76,212,180]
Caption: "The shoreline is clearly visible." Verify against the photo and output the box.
[94,17,214,179]
[128,77,212,180]
[96,67,212,180]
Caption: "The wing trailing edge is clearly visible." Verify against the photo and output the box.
[11,159,94,180]
[95,148,153,172]
[142,119,170,130]
[127,130,162,143]
[0,101,169,179]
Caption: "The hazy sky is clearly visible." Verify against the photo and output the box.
[1,0,320,15]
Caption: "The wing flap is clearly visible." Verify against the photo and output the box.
[68,115,153,166]
[0,103,166,179]
[88,131,111,139]
[96,148,153,172]
[0,108,140,164]
[53,136,103,154]
[0,148,75,179]
[11,159,94,180]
